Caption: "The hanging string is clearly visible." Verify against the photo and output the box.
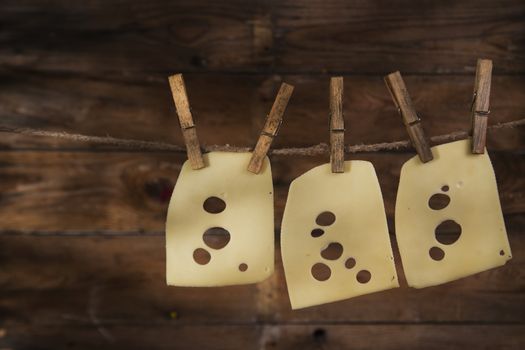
[0,118,523,156]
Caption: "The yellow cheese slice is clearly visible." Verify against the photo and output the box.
[396,139,512,288]
[166,152,274,286]
[281,161,399,309]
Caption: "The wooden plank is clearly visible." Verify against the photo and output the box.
[0,151,525,233]
[274,0,525,74]
[0,235,261,325]
[0,216,524,325]
[274,218,525,323]
[0,0,273,76]
[272,325,525,350]
[0,325,262,350]
[0,73,524,152]
[1,324,524,349]
[0,151,523,232]
[0,1,524,75]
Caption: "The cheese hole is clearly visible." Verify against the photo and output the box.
[441,185,449,192]
[316,211,336,226]
[345,257,356,269]
[311,228,325,238]
[239,263,248,272]
[356,270,371,283]
[499,250,505,256]
[193,248,211,265]
[203,196,226,214]
[203,227,230,249]
[429,246,445,261]
[428,193,450,210]
[320,242,343,260]
[435,220,462,245]
[311,263,331,281]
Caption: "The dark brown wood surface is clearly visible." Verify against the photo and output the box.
[0,0,524,348]
[3,325,524,350]
[1,0,524,76]
[0,151,523,231]
[0,74,523,151]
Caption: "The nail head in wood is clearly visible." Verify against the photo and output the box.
[329,77,345,173]
[384,71,433,163]
[247,82,294,174]
[168,74,205,170]
[471,59,492,154]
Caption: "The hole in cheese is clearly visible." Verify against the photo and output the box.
[345,257,356,269]
[311,228,325,238]
[499,250,505,256]
[429,246,445,261]
[193,248,211,265]
[239,263,248,272]
[441,185,449,192]
[320,242,343,260]
[316,211,336,226]
[356,270,371,283]
[435,220,462,245]
[203,196,226,214]
[428,193,451,210]
[311,263,331,281]
[203,227,231,249]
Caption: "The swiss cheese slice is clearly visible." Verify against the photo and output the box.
[166,152,274,286]
[281,161,399,309]
[396,139,512,288]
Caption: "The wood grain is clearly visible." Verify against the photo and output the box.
[248,82,293,173]
[0,151,522,232]
[329,77,344,173]
[471,59,493,154]
[274,0,525,74]
[1,324,524,349]
[0,74,524,151]
[168,74,205,169]
[0,0,524,76]
[0,217,524,327]
[385,72,433,163]
[0,1,523,347]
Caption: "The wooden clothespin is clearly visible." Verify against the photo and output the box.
[329,77,345,173]
[168,74,205,170]
[247,82,294,174]
[384,71,434,163]
[471,59,492,154]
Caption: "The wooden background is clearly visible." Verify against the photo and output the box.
[0,0,524,349]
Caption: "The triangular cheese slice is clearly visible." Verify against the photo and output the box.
[166,152,274,286]
[281,161,399,309]
[396,139,512,288]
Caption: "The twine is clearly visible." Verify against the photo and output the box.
[0,118,523,155]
